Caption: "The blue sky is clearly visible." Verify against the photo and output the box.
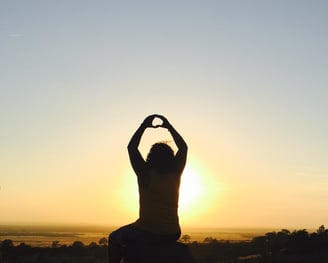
[1,1,328,228]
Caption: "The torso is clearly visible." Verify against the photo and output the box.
[135,169,181,235]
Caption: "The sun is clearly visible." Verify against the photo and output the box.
[179,164,204,210]
[178,157,220,225]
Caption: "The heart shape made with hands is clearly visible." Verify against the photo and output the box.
[152,117,164,128]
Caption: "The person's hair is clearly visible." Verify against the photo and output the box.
[146,142,175,173]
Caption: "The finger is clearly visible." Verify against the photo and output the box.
[143,116,155,127]
[145,114,155,120]
[157,115,169,126]
[155,114,167,122]
[155,114,164,118]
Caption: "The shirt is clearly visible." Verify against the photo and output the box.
[135,169,181,235]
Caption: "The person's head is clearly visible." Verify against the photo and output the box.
[146,142,175,173]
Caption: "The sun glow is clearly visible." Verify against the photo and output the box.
[179,165,204,211]
[178,157,220,225]
[117,156,221,226]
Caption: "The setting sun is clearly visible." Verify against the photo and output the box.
[179,164,204,210]
[178,157,221,225]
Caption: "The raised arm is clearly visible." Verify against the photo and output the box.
[128,115,156,177]
[157,115,188,174]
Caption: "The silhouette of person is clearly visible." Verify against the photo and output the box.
[108,114,188,263]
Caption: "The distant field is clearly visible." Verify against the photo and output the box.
[0,224,281,247]
[0,224,113,247]
[182,227,278,242]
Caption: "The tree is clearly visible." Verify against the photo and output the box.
[317,225,325,234]
[203,237,217,244]
[52,241,60,248]
[88,242,98,248]
[180,234,191,244]
[1,239,14,248]
[71,241,84,248]
[1,239,14,262]
[17,242,30,248]
[288,229,309,252]
[98,237,108,247]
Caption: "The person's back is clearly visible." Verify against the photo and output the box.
[136,168,181,235]
[108,114,188,263]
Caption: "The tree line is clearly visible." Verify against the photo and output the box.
[1,225,328,263]
[187,225,328,262]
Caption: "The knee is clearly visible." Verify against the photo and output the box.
[108,231,116,245]
[109,229,123,246]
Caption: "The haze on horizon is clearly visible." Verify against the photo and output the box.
[1,1,327,230]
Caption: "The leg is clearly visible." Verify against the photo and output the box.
[108,224,144,263]
[108,232,122,263]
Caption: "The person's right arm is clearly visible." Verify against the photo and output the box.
[127,115,155,177]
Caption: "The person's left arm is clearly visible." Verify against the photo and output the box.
[157,115,188,174]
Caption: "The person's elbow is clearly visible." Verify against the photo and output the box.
[127,143,133,153]
[178,144,188,156]
[182,142,188,152]
[127,143,138,155]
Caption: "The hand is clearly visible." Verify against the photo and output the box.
[155,114,171,129]
[142,114,158,128]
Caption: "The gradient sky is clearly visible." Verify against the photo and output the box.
[1,1,328,229]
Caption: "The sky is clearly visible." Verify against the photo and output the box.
[1,1,328,230]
